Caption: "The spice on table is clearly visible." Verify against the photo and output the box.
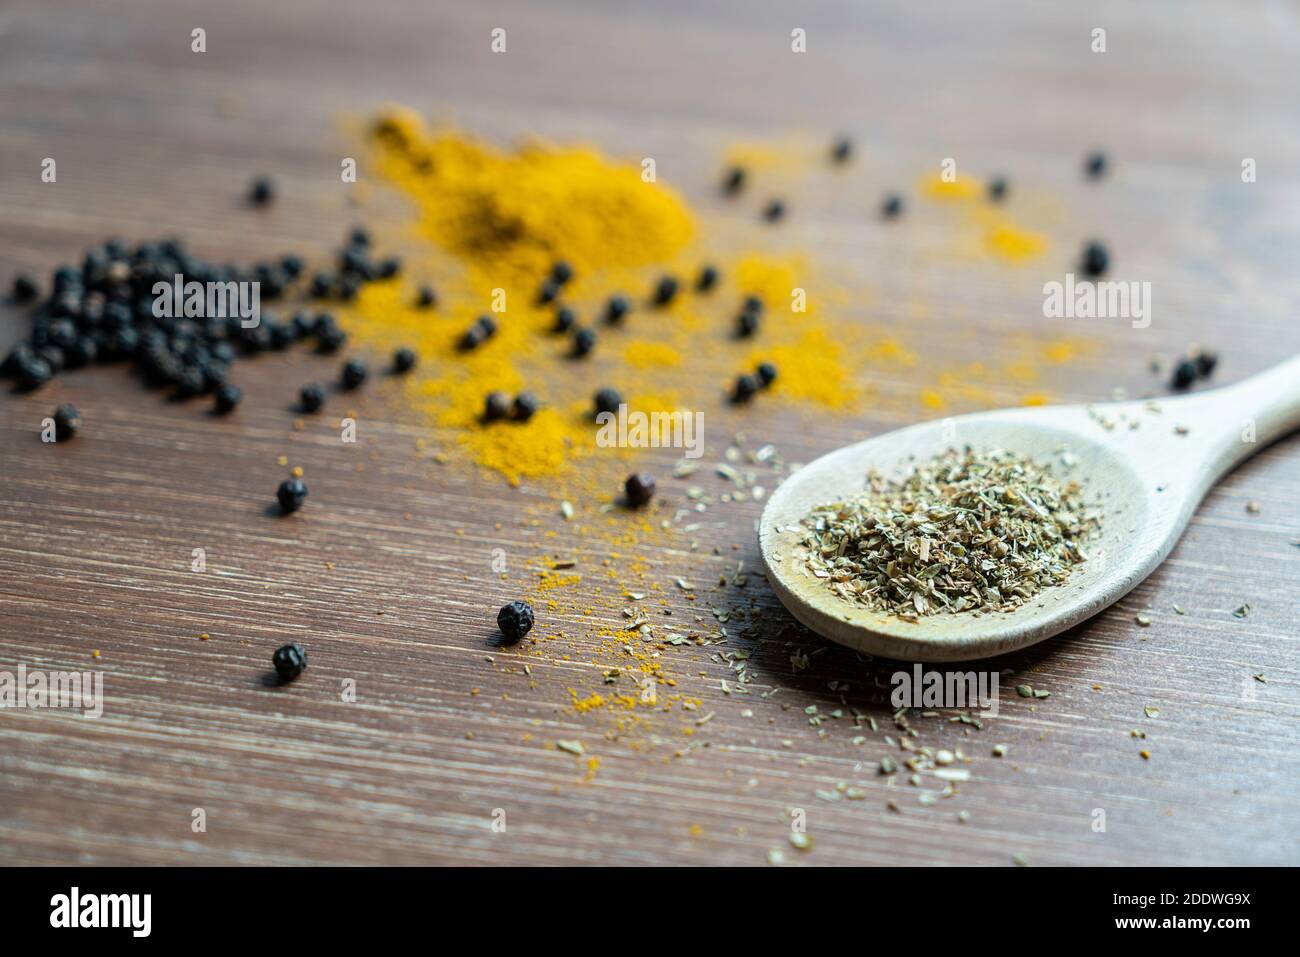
[272,642,307,681]
[16,355,52,391]
[695,264,719,292]
[722,165,746,196]
[340,358,368,389]
[830,136,853,164]
[603,295,630,325]
[536,278,561,305]
[550,260,574,286]
[276,478,308,514]
[1170,358,1198,390]
[496,600,535,644]
[572,327,597,357]
[881,193,904,219]
[248,175,275,206]
[1193,349,1218,378]
[763,199,786,222]
[797,447,1101,619]
[1085,151,1108,179]
[624,472,656,508]
[512,391,539,422]
[594,387,622,418]
[300,383,325,413]
[52,404,81,441]
[416,285,438,308]
[988,176,1008,202]
[213,383,242,414]
[736,309,760,338]
[1081,240,1109,277]
[11,274,38,303]
[651,275,679,307]
[393,347,417,373]
[756,361,778,387]
[483,391,511,422]
[553,306,576,333]
[732,373,760,403]
[459,315,497,350]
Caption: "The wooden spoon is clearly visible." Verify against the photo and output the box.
[758,355,1300,662]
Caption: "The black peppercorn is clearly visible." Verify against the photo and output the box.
[550,261,574,285]
[988,176,1008,202]
[831,137,853,164]
[276,478,308,513]
[12,274,38,303]
[722,166,746,196]
[317,325,347,353]
[417,285,438,308]
[19,356,53,391]
[300,383,325,413]
[484,391,511,421]
[341,358,367,389]
[512,391,539,422]
[756,361,778,387]
[763,199,786,222]
[377,256,402,278]
[460,315,497,351]
[1081,241,1109,278]
[652,275,679,307]
[52,404,81,441]
[249,176,275,206]
[537,278,561,305]
[553,306,576,333]
[624,472,656,508]
[737,310,760,338]
[733,373,760,402]
[594,387,622,418]
[882,193,904,219]
[349,226,371,247]
[38,345,66,374]
[1085,151,1108,180]
[1194,350,1218,378]
[696,264,719,292]
[572,327,597,357]
[213,383,242,414]
[272,642,307,681]
[496,600,535,644]
[604,295,630,325]
[1171,358,1198,390]
[2,344,34,378]
[393,347,417,373]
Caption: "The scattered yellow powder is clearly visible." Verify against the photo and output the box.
[623,341,682,368]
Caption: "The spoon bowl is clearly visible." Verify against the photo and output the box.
[759,355,1300,661]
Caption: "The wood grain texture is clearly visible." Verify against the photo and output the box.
[1,0,1298,866]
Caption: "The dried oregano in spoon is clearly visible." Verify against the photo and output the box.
[798,448,1101,620]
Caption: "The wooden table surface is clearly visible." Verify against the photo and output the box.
[2,0,1298,866]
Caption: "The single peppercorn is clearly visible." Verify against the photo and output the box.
[496,600,535,644]
[276,478,308,513]
[536,278,561,305]
[988,176,1009,202]
[1081,240,1109,277]
[349,226,371,247]
[1171,358,1198,390]
[512,391,539,422]
[652,275,679,307]
[722,165,746,196]
[624,472,656,508]
[572,327,597,357]
[300,383,325,413]
[882,193,904,219]
[272,642,307,681]
[1194,350,1218,378]
[317,325,347,353]
[594,387,622,418]
[417,285,438,308]
[249,176,275,206]
[340,358,367,389]
[737,310,760,338]
[696,264,719,292]
[483,391,511,422]
[553,306,576,333]
[1085,151,1108,180]
[756,361,778,387]
[604,295,630,325]
[17,355,53,391]
[763,199,786,222]
[393,347,417,373]
[213,383,243,414]
[12,274,39,303]
[733,373,760,402]
[460,315,497,350]
[831,137,853,164]
[550,261,573,285]
[52,404,81,441]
